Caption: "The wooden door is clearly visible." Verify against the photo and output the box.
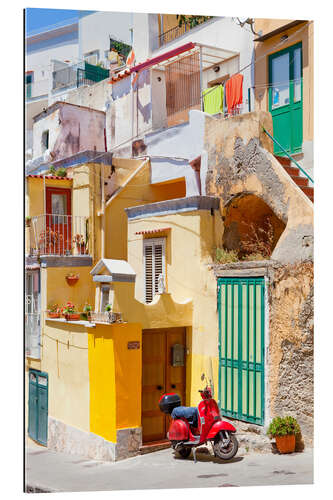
[45,187,72,255]
[142,328,186,443]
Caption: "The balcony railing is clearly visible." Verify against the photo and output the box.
[30,214,89,256]
[159,18,211,46]
[25,312,41,359]
[90,311,123,324]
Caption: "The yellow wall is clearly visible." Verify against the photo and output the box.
[42,322,90,432]
[46,266,95,313]
[27,177,72,217]
[254,20,313,142]
[105,159,186,261]
[88,323,142,443]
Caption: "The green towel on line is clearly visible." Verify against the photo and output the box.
[203,85,224,114]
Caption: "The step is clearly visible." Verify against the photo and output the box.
[301,186,314,198]
[274,155,290,167]
[291,175,308,187]
[283,165,300,176]
[140,440,170,455]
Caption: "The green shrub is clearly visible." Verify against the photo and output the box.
[215,247,239,264]
[267,416,300,438]
[105,304,112,312]
[49,165,56,174]
[55,168,67,178]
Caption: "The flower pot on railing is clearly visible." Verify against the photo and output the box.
[47,312,60,319]
[64,313,81,321]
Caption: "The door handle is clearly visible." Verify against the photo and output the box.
[171,384,176,389]
[157,385,163,390]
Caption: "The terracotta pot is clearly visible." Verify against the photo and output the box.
[275,434,296,454]
[65,313,81,321]
[66,276,79,286]
[47,312,60,319]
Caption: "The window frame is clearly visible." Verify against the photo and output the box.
[143,237,166,304]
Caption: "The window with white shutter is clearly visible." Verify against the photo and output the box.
[143,238,166,303]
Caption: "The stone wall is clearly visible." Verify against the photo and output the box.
[48,416,142,461]
[268,261,314,445]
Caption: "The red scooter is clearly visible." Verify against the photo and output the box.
[159,385,238,462]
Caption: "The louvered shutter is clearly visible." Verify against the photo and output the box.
[144,238,166,303]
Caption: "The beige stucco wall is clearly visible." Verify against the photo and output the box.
[254,20,313,143]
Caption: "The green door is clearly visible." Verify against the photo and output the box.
[218,278,265,425]
[28,370,48,445]
[269,42,303,156]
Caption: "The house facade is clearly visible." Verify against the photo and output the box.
[25,13,314,461]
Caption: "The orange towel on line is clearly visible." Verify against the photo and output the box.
[225,74,244,114]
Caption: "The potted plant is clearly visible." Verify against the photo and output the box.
[62,302,80,321]
[105,303,113,322]
[47,303,61,318]
[267,416,301,454]
[25,216,32,227]
[66,273,79,286]
[81,304,92,321]
[73,234,86,254]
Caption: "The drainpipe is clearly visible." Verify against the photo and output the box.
[199,46,203,111]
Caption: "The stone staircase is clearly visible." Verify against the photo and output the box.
[275,156,314,202]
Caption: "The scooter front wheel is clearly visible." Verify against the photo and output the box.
[213,432,238,460]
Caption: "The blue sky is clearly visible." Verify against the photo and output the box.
[25,8,94,35]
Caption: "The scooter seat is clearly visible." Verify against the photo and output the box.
[171,406,199,428]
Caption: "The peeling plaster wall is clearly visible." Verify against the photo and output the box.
[204,111,313,265]
[204,111,314,443]
[33,104,106,162]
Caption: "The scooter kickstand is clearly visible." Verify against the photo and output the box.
[193,448,197,464]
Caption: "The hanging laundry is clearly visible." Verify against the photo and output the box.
[203,85,224,115]
[225,74,244,114]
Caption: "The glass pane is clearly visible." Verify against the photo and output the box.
[52,194,67,215]
[51,194,67,224]
[271,52,290,109]
[294,48,302,102]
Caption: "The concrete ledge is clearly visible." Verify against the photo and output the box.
[40,255,93,267]
[125,196,220,220]
[46,318,96,328]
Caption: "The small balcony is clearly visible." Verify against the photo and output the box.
[158,17,212,47]
[28,214,89,257]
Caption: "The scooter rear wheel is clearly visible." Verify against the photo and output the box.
[177,447,192,458]
[213,433,238,460]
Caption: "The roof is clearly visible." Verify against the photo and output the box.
[27,175,72,181]
[135,227,171,235]
[33,101,106,123]
[254,20,306,42]
[90,258,136,283]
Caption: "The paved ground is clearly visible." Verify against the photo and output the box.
[25,442,313,492]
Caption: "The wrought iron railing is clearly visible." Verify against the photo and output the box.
[31,214,89,256]
[25,312,41,359]
[159,18,211,46]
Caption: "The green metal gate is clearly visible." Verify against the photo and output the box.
[218,278,265,425]
[28,369,48,445]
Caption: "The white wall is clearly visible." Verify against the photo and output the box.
[78,11,133,68]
